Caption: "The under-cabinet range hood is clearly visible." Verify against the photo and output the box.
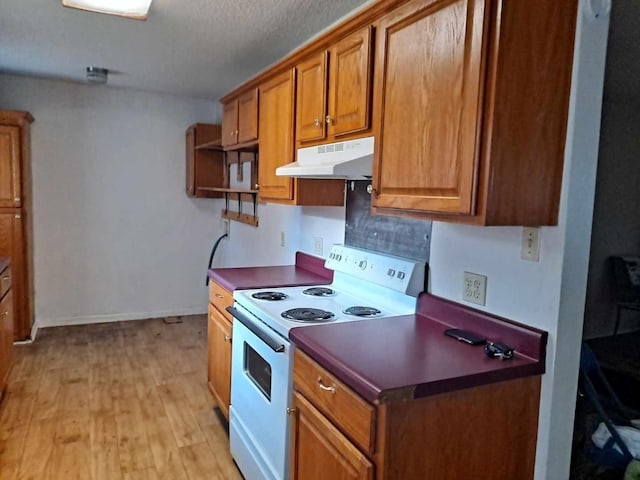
[275,136,374,179]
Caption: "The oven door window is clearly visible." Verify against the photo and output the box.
[244,343,272,401]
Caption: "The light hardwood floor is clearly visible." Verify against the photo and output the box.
[0,316,242,480]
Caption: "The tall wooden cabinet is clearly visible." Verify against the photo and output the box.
[0,111,34,341]
[0,261,13,400]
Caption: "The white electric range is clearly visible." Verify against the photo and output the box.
[226,245,426,480]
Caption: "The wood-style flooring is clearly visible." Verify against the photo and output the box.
[0,316,242,480]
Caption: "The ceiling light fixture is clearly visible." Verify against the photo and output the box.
[86,66,109,84]
[62,0,152,20]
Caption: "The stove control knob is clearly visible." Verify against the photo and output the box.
[397,271,406,280]
[336,255,342,261]
[359,260,367,270]
[387,268,396,277]
[329,253,335,259]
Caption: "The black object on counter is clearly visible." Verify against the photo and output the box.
[484,342,514,360]
[444,328,487,345]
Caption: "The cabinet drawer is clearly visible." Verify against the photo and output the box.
[209,281,233,321]
[293,349,375,454]
[0,266,11,299]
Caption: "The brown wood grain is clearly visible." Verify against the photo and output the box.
[371,0,487,215]
[0,126,21,209]
[258,69,296,201]
[208,281,233,322]
[237,88,259,144]
[296,51,328,143]
[291,391,374,480]
[328,26,373,137]
[294,349,375,454]
[0,288,13,398]
[185,123,224,199]
[207,304,232,421]
[221,99,239,147]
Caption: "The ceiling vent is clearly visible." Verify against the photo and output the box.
[86,66,108,84]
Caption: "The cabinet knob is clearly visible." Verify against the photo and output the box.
[325,115,333,125]
[286,407,296,415]
[235,129,239,135]
[317,377,336,394]
[224,335,231,343]
[254,184,259,190]
[215,293,224,299]
[366,184,377,195]
[2,276,9,281]
[2,311,8,316]
[313,118,320,128]
[15,214,21,219]
[14,197,20,203]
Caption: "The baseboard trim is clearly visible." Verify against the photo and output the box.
[36,307,208,329]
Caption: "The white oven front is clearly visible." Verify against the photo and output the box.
[228,303,293,480]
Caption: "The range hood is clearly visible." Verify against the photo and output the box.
[275,136,374,179]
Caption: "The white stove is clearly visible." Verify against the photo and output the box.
[227,245,426,480]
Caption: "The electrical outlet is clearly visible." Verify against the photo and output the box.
[313,237,323,256]
[280,231,286,247]
[463,272,487,306]
[222,219,230,239]
[521,227,540,262]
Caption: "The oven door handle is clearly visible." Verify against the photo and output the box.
[226,307,286,353]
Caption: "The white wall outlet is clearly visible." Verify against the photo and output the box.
[280,231,286,247]
[521,227,540,262]
[463,272,487,306]
[222,219,230,238]
[313,237,323,256]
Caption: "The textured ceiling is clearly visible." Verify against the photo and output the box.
[603,0,640,105]
[0,0,372,100]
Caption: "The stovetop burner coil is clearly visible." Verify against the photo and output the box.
[302,287,335,297]
[251,291,288,301]
[343,306,382,317]
[281,308,336,322]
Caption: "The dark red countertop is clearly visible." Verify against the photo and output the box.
[0,258,9,273]
[208,252,332,292]
[289,293,547,403]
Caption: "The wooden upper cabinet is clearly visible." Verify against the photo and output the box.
[372,0,486,216]
[296,26,372,144]
[296,52,328,143]
[328,26,372,137]
[238,88,259,144]
[185,123,224,198]
[222,88,259,148]
[371,0,578,226]
[258,70,296,201]
[221,99,238,147]
[0,126,21,208]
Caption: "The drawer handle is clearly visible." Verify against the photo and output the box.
[224,335,231,343]
[2,276,9,281]
[317,377,336,394]
[2,311,8,316]
[215,293,224,299]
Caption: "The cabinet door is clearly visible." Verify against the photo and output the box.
[258,70,295,201]
[0,126,21,208]
[0,213,23,342]
[186,125,196,196]
[208,304,232,420]
[238,88,259,144]
[222,99,239,147]
[328,27,372,137]
[372,0,487,215]
[0,289,13,393]
[291,392,374,480]
[296,52,328,143]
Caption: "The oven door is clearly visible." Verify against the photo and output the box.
[228,303,293,480]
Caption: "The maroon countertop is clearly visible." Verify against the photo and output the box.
[0,258,9,273]
[290,293,547,404]
[208,252,332,292]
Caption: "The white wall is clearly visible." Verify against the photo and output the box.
[0,74,345,328]
[428,3,610,479]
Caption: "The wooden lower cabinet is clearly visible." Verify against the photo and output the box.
[291,392,374,480]
[0,265,13,399]
[292,350,541,480]
[207,280,234,420]
[207,306,232,419]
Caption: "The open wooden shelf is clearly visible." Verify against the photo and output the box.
[195,138,223,151]
[221,210,259,227]
[223,139,259,153]
[198,187,258,194]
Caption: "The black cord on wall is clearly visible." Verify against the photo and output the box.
[206,233,228,285]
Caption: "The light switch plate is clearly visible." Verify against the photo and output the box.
[463,272,487,306]
[521,227,540,262]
